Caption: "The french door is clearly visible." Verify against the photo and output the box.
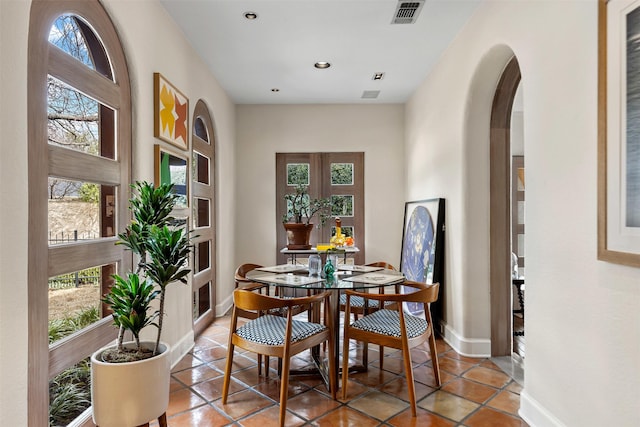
[276,152,364,264]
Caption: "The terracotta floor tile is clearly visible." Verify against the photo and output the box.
[418,390,479,422]
[438,357,475,376]
[486,390,521,415]
[252,376,310,401]
[463,366,511,389]
[462,406,528,427]
[441,378,498,404]
[313,406,380,426]
[378,376,436,403]
[239,406,306,427]
[387,406,456,427]
[192,335,217,351]
[193,345,229,362]
[171,353,204,372]
[349,365,397,388]
[172,364,222,386]
[480,359,502,371]
[212,353,256,373]
[167,403,233,426]
[213,389,274,420]
[347,390,409,421]
[170,377,186,392]
[338,378,371,402]
[191,376,245,401]
[286,389,342,420]
[413,364,454,388]
[375,355,407,374]
[441,350,482,364]
[165,388,207,417]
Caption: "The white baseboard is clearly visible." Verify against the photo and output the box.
[519,389,567,427]
[216,292,233,317]
[170,330,194,369]
[441,322,491,357]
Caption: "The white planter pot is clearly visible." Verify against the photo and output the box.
[91,341,170,427]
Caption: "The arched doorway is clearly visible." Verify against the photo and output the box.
[489,57,522,357]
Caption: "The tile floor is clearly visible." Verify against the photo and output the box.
[159,315,529,426]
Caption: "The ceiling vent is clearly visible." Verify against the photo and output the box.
[361,90,380,99]
[391,1,425,25]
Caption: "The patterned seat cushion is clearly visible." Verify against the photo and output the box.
[340,294,381,309]
[236,314,326,345]
[351,309,427,339]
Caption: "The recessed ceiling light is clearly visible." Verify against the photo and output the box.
[373,72,385,81]
[314,62,331,69]
[244,11,258,20]
[271,88,280,92]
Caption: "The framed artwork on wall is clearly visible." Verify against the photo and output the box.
[154,145,188,209]
[598,0,640,267]
[400,198,445,319]
[154,72,189,150]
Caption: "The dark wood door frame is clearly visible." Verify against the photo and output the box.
[490,57,521,356]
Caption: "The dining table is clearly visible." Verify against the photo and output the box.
[246,263,405,389]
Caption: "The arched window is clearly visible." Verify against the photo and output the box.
[191,100,217,335]
[28,1,131,424]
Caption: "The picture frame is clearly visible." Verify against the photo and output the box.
[154,144,188,209]
[598,0,640,267]
[400,198,445,319]
[153,72,189,150]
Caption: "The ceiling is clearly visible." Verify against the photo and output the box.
[159,0,481,104]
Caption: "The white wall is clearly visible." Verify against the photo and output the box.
[0,0,236,424]
[406,1,640,426]
[234,104,405,311]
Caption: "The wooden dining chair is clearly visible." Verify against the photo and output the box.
[341,281,441,416]
[222,288,336,427]
[339,261,399,366]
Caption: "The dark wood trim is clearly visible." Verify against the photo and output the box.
[489,57,521,357]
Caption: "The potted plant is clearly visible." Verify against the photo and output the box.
[282,184,331,249]
[91,181,192,427]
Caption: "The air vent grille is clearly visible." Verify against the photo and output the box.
[392,1,425,25]
[362,90,380,99]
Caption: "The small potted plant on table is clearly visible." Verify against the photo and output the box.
[90,181,192,427]
[282,184,331,249]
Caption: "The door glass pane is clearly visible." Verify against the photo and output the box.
[49,357,92,426]
[193,117,209,143]
[48,263,114,345]
[193,152,209,185]
[331,163,353,185]
[197,283,211,318]
[193,198,210,228]
[49,15,95,69]
[287,163,309,185]
[196,241,210,273]
[48,76,115,159]
[48,179,115,245]
[331,195,354,217]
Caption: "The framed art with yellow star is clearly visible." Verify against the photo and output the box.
[154,72,189,150]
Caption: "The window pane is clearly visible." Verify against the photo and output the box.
[49,15,95,69]
[49,357,92,426]
[287,163,309,185]
[196,241,210,273]
[332,226,353,238]
[193,151,209,185]
[48,76,115,159]
[331,163,353,185]
[48,179,115,245]
[331,195,354,217]
[194,198,210,228]
[197,283,211,318]
[48,263,114,345]
[194,117,209,142]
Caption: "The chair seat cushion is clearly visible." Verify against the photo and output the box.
[351,309,427,339]
[236,314,326,345]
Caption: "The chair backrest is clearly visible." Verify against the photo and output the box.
[400,281,439,304]
[366,261,397,271]
[233,288,330,312]
[234,263,263,287]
